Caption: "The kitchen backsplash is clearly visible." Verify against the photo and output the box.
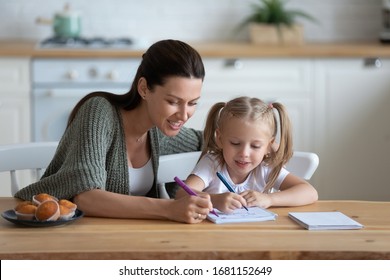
[0,0,383,43]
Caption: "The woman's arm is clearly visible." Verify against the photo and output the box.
[74,188,213,223]
[176,174,247,213]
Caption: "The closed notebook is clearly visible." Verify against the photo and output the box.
[288,211,363,230]
[207,207,277,224]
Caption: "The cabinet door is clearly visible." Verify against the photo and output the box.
[0,99,32,197]
[0,58,30,144]
[0,58,30,95]
[186,58,315,151]
[0,58,31,196]
[0,98,30,145]
[314,58,390,200]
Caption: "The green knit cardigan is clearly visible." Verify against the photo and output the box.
[14,97,203,201]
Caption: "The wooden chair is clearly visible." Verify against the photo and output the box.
[0,142,58,196]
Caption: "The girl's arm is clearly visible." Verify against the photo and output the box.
[268,173,318,206]
[74,188,213,224]
[241,173,318,208]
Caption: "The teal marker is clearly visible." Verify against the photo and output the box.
[216,171,249,211]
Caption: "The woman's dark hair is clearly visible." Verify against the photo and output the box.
[67,39,205,126]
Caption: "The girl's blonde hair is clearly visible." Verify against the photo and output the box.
[201,96,293,193]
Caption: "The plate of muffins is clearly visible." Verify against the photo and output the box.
[1,193,84,227]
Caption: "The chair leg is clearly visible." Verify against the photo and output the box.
[158,183,170,199]
[10,170,19,196]
[36,168,43,181]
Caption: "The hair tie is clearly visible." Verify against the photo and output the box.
[269,103,273,109]
[217,106,224,119]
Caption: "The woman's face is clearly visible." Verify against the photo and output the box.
[142,76,203,137]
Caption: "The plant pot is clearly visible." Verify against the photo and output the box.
[248,23,304,45]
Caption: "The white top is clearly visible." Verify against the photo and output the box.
[128,158,154,196]
[192,154,289,194]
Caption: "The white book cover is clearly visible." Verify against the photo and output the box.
[288,211,363,230]
[207,207,277,224]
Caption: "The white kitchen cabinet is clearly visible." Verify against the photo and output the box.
[314,58,390,201]
[0,58,31,196]
[186,58,315,152]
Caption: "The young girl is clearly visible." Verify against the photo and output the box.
[178,96,318,213]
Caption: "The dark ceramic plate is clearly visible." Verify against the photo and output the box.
[1,209,84,227]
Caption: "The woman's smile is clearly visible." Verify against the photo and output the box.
[168,120,184,130]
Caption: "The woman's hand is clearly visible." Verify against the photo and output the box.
[211,192,248,213]
[170,192,213,224]
[241,190,272,209]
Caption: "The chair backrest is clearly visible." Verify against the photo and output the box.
[285,151,319,180]
[0,142,59,196]
[157,150,319,198]
[157,151,201,198]
[1,145,317,198]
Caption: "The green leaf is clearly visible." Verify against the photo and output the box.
[238,0,318,29]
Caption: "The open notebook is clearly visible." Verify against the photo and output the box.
[207,207,277,224]
[288,211,363,230]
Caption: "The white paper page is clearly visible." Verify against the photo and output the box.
[207,207,277,224]
[288,211,363,229]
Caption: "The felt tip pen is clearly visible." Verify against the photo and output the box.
[216,171,249,211]
[174,176,219,217]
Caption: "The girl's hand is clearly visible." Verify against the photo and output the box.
[212,192,248,213]
[171,192,213,224]
[241,190,272,209]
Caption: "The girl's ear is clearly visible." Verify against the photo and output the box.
[137,77,148,99]
[215,128,223,149]
[268,137,276,153]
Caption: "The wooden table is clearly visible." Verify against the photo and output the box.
[1,198,389,260]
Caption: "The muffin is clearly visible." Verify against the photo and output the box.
[14,200,34,212]
[59,205,75,221]
[15,203,37,221]
[35,200,60,222]
[32,193,58,206]
[59,199,77,211]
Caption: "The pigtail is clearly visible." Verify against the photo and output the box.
[263,102,293,193]
[201,102,225,164]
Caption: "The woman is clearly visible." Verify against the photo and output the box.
[15,39,213,224]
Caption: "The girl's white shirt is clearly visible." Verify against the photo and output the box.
[192,154,289,194]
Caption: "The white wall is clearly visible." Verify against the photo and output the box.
[0,0,384,43]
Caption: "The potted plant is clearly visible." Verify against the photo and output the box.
[239,0,317,45]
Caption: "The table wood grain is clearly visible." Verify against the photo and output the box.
[1,198,389,260]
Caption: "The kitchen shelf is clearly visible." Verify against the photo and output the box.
[1,40,390,58]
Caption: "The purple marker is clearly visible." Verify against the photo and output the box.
[174,176,219,217]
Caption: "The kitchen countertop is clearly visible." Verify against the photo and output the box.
[1,40,390,58]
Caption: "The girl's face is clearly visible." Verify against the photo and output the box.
[141,76,202,137]
[216,117,274,184]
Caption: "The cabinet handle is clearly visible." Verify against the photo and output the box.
[363,58,382,68]
[224,59,243,70]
